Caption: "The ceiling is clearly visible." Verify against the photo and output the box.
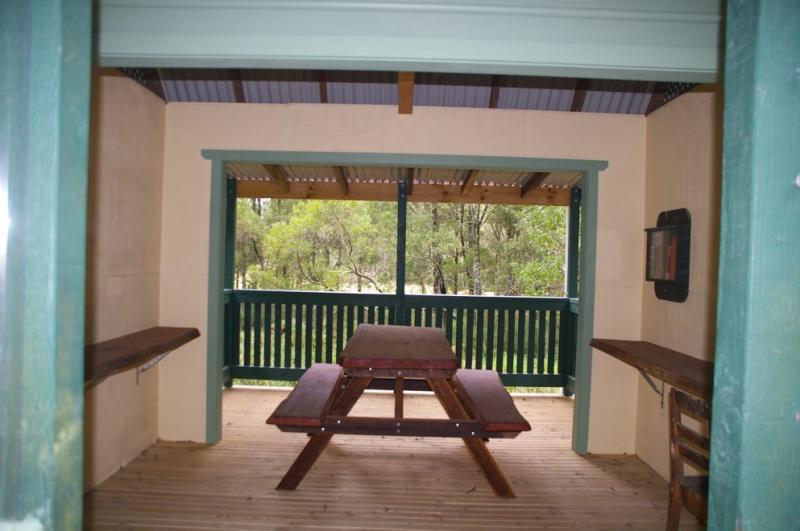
[228,162,580,206]
[123,68,697,116]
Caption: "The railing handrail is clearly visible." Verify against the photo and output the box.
[229,288,570,306]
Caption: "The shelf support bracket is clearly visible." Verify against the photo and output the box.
[638,369,665,408]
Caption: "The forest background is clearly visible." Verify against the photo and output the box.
[235,198,568,298]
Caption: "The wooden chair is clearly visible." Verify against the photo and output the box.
[667,387,711,530]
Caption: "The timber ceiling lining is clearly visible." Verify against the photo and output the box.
[121,68,698,116]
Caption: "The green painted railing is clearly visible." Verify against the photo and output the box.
[224,289,578,388]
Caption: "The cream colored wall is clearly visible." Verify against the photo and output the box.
[636,88,722,479]
[84,71,166,489]
[159,103,645,452]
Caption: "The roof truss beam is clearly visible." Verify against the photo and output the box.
[262,164,290,192]
[520,172,551,197]
[398,72,414,114]
[460,169,480,195]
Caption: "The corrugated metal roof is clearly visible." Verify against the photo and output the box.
[582,80,654,114]
[541,171,582,188]
[124,68,694,116]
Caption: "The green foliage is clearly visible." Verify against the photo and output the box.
[236,198,567,296]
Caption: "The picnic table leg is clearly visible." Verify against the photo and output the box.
[427,378,516,498]
[276,376,373,490]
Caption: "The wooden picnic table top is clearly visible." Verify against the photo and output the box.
[340,324,457,370]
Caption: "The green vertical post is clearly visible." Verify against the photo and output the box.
[571,170,600,455]
[222,178,236,387]
[224,178,237,290]
[566,186,581,299]
[563,186,581,397]
[205,159,227,444]
[708,0,800,528]
[395,177,408,325]
[0,0,91,528]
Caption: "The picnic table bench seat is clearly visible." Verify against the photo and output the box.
[453,369,532,434]
[267,363,343,428]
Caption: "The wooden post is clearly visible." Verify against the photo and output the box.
[0,0,91,528]
[395,178,407,324]
[708,0,800,528]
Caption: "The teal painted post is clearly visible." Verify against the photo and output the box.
[223,178,236,387]
[395,178,408,325]
[571,170,600,455]
[566,186,581,299]
[708,1,800,528]
[563,186,581,396]
[0,0,91,528]
[205,159,227,444]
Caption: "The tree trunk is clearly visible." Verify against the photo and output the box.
[467,204,482,295]
[431,204,447,294]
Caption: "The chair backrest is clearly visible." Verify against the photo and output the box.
[668,388,711,479]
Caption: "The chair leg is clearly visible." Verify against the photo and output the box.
[665,483,682,531]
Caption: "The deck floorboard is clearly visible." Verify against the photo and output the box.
[85,388,703,530]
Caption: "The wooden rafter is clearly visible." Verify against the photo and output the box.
[570,79,589,112]
[460,169,480,195]
[520,172,550,198]
[398,72,415,114]
[332,166,348,195]
[319,71,328,103]
[237,180,570,207]
[262,164,290,192]
[231,69,246,103]
[406,168,415,195]
[488,75,501,108]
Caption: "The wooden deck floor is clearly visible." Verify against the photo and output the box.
[85,388,703,530]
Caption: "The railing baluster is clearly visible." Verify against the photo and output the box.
[294,304,302,368]
[507,309,518,373]
[336,304,344,358]
[325,304,334,363]
[283,303,292,368]
[315,304,323,363]
[527,307,536,374]
[233,299,241,369]
[274,303,283,368]
[413,307,421,327]
[243,302,252,367]
[537,310,546,373]
[263,302,271,367]
[304,304,313,367]
[496,308,506,373]
[548,309,557,374]
[347,305,356,339]
[486,308,495,371]
[455,308,464,367]
[465,307,474,369]
[388,304,396,326]
[253,303,262,367]
[434,306,443,329]
[516,309,525,375]
[476,308,485,370]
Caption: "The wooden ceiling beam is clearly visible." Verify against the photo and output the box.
[488,75,501,108]
[262,164,290,192]
[231,69,246,103]
[398,72,415,114]
[236,180,570,207]
[460,169,480,195]
[332,165,348,195]
[319,70,328,103]
[570,79,589,112]
[520,172,551,197]
[406,168,415,195]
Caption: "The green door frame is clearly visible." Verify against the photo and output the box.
[202,150,605,454]
[708,0,800,528]
[1,0,92,528]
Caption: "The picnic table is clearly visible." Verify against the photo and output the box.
[267,324,531,497]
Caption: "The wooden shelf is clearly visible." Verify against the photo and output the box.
[590,338,713,401]
[85,326,200,388]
